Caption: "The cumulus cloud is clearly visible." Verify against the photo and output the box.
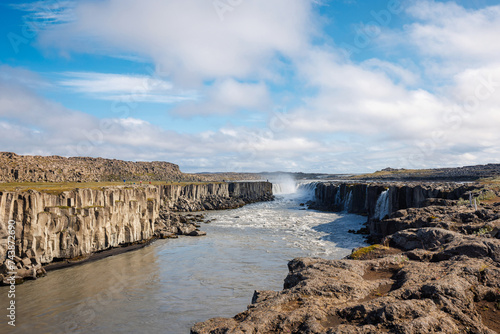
[289,49,445,138]
[173,79,271,116]
[407,0,500,61]
[38,0,314,84]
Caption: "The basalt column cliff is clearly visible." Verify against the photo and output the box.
[0,182,273,284]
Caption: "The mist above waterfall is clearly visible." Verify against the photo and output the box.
[270,174,319,202]
[271,174,297,195]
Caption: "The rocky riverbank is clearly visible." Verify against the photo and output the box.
[192,183,500,333]
[0,181,273,284]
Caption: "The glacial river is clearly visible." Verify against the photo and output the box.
[0,184,367,334]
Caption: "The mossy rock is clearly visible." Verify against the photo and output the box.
[349,244,387,260]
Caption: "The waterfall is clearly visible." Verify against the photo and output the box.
[334,188,341,206]
[271,179,319,201]
[343,190,353,212]
[296,181,319,200]
[374,189,390,220]
[272,180,297,195]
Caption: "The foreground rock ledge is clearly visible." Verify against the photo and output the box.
[191,220,500,333]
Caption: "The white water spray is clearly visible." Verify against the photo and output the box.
[374,189,390,220]
[343,190,353,211]
[271,175,319,202]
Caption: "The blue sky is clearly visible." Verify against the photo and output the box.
[1,0,500,173]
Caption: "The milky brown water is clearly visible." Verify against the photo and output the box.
[0,192,366,334]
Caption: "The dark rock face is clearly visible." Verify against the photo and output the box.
[313,182,476,215]
[312,182,479,238]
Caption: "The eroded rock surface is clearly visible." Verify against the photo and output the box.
[193,241,500,333]
[192,193,500,334]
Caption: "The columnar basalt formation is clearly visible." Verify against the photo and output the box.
[312,182,478,237]
[161,181,273,211]
[0,182,273,283]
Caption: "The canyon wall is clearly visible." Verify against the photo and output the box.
[161,181,273,211]
[0,182,272,281]
[313,182,478,236]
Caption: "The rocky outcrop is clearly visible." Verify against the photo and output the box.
[0,152,189,182]
[0,181,272,283]
[375,203,500,238]
[155,211,207,238]
[192,200,500,334]
[192,254,500,333]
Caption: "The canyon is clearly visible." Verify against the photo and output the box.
[2,151,500,333]
[0,181,273,284]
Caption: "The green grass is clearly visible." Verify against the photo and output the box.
[479,176,500,185]
[350,244,387,260]
[456,198,469,206]
[477,190,496,201]
[350,168,435,179]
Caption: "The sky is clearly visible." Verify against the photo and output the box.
[1,0,500,173]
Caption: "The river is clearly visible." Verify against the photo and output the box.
[0,183,367,334]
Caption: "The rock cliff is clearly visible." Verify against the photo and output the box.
[312,182,478,238]
[0,181,272,283]
[161,182,273,211]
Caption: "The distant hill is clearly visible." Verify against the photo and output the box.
[351,164,500,181]
[0,152,189,183]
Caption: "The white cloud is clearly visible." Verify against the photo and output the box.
[173,79,271,116]
[0,64,50,89]
[57,72,197,103]
[39,0,315,84]
[59,72,172,94]
[10,1,77,24]
[404,1,500,74]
